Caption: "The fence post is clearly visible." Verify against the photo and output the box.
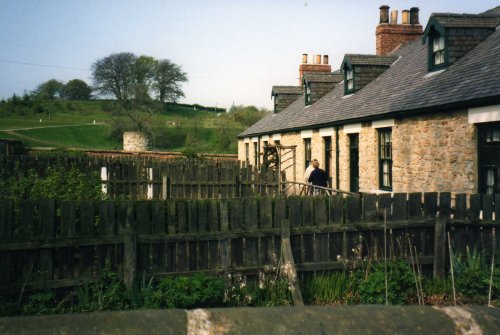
[433,220,447,279]
[123,217,137,291]
[280,219,304,306]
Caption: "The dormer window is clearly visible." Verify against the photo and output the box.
[305,85,311,105]
[346,69,354,91]
[432,36,445,66]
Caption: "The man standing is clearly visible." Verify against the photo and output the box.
[304,159,318,195]
[308,160,328,195]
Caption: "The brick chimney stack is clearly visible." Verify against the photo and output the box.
[376,5,423,56]
[299,54,331,84]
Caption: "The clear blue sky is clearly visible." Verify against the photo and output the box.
[1,0,498,110]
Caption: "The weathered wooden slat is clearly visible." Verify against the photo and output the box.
[207,200,219,232]
[136,201,151,235]
[273,197,287,229]
[482,194,494,221]
[314,197,327,226]
[177,241,188,272]
[60,201,76,279]
[346,194,361,224]
[408,193,422,219]
[362,193,378,222]
[289,197,302,228]
[423,192,438,219]
[187,201,198,233]
[39,200,56,281]
[188,241,198,271]
[454,194,467,220]
[439,192,452,219]
[99,201,116,236]
[18,200,35,240]
[177,201,187,234]
[314,233,328,262]
[469,194,481,222]
[259,198,273,229]
[244,198,258,230]
[231,239,243,267]
[494,194,500,222]
[391,193,408,220]
[378,194,392,220]
[151,201,166,234]
[329,195,344,224]
[197,200,208,233]
[301,197,314,227]
[245,237,259,266]
[0,200,13,242]
[229,199,243,230]
[0,200,13,285]
[166,201,176,234]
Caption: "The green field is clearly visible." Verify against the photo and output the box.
[0,100,252,153]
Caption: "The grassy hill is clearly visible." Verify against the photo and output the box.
[0,100,259,153]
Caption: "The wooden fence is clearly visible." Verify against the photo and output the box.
[0,192,499,293]
[0,155,280,199]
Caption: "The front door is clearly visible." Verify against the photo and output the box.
[324,137,332,186]
[349,134,359,192]
[478,122,500,194]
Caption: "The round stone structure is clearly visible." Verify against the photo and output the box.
[123,131,152,151]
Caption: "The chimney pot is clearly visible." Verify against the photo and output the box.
[379,5,389,24]
[323,55,329,65]
[390,10,398,24]
[410,7,420,25]
[402,10,410,24]
[302,53,308,64]
[315,55,321,64]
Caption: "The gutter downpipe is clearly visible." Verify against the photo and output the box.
[335,126,340,190]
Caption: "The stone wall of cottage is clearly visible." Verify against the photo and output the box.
[392,109,476,193]
[237,109,477,194]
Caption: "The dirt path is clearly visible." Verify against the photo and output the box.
[0,123,104,131]
[1,130,60,146]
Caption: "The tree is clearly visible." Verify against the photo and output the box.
[153,59,187,103]
[132,55,157,101]
[228,105,269,126]
[63,79,92,100]
[91,52,137,100]
[33,79,64,100]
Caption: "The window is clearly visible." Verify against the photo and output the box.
[304,138,312,169]
[349,134,359,193]
[263,140,268,148]
[432,36,445,66]
[346,68,354,92]
[245,143,249,165]
[305,85,312,105]
[378,128,392,191]
[253,142,259,167]
[274,140,280,146]
[324,137,332,180]
[479,123,500,194]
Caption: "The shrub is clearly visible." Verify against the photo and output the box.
[156,273,226,309]
[305,271,356,305]
[356,260,415,304]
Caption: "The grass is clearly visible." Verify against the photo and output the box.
[0,101,247,153]
[16,125,121,149]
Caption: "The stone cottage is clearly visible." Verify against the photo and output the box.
[237,5,500,194]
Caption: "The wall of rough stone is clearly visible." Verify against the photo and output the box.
[237,109,476,194]
[392,109,476,193]
[123,132,152,151]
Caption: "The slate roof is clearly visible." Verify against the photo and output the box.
[302,72,343,83]
[239,26,500,138]
[342,54,399,67]
[430,13,500,28]
[271,86,302,96]
[483,6,500,15]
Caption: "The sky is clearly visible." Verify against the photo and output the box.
[1,0,498,110]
